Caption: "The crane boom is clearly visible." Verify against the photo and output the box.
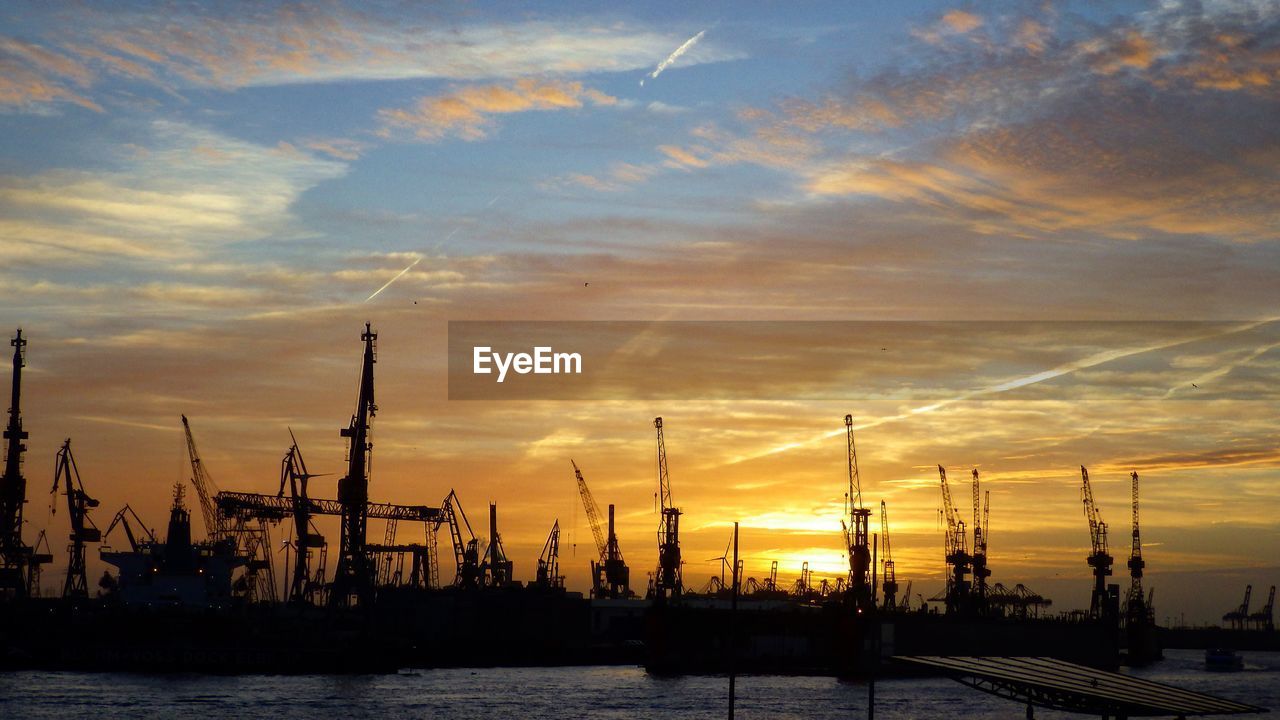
[181,415,221,541]
[571,460,607,560]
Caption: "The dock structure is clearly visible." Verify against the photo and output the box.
[898,655,1267,717]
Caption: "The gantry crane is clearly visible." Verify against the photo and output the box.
[843,415,872,610]
[535,519,564,589]
[181,415,222,540]
[1126,471,1149,626]
[331,323,378,607]
[1081,466,1116,621]
[879,500,897,609]
[2,329,51,598]
[51,439,100,599]
[970,469,990,613]
[653,417,682,600]
[572,459,630,598]
[938,465,971,615]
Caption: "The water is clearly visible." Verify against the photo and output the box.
[1,650,1274,719]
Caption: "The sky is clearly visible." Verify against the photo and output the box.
[1,0,1277,624]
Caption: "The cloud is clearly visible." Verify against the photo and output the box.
[378,79,617,142]
[0,37,102,112]
[0,121,346,261]
[9,6,739,96]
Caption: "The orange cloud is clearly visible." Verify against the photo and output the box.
[378,79,617,142]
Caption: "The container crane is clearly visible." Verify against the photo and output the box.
[653,417,682,600]
[1081,466,1116,621]
[1249,586,1275,632]
[535,520,564,589]
[938,465,971,614]
[1224,585,1251,630]
[971,469,990,613]
[879,500,897,609]
[843,415,873,610]
[51,439,100,599]
[331,323,377,607]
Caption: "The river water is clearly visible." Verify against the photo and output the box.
[1,650,1274,718]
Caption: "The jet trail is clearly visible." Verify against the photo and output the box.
[641,30,706,86]
[724,318,1279,466]
[364,257,421,303]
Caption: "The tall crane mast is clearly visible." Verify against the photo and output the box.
[441,490,480,589]
[2,329,49,598]
[1081,466,1115,620]
[844,415,872,610]
[1126,471,1148,623]
[938,465,971,615]
[879,500,897,609]
[51,439,100,599]
[331,323,377,607]
[181,415,222,540]
[653,417,682,600]
[482,503,513,587]
[535,519,564,589]
[970,469,990,612]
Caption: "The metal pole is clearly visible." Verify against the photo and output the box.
[729,521,738,720]
[869,532,877,719]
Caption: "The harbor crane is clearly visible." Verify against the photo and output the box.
[652,417,682,600]
[331,323,378,607]
[880,500,897,609]
[843,415,872,610]
[50,439,100,599]
[278,434,328,604]
[185,414,274,602]
[1224,585,1252,630]
[1081,466,1116,621]
[481,503,513,587]
[938,465,971,615]
[534,520,564,589]
[1,329,51,598]
[442,490,481,589]
[572,459,630,598]
[1249,586,1275,631]
[102,505,155,552]
[181,415,222,540]
[1126,471,1149,625]
[971,469,990,613]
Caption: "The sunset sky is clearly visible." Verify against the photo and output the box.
[2,1,1277,623]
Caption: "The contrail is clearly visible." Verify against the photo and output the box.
[724,319,1279,466]
[641,30,706,86]
[364,257,421,303]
